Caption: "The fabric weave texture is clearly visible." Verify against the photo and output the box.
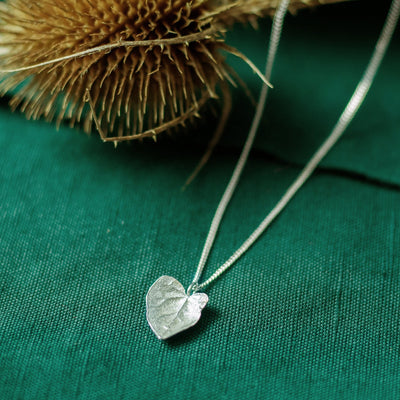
[1,1,400,399]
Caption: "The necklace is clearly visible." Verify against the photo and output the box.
[146,0,400,340]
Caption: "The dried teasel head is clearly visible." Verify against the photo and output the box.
[0,0,346,143]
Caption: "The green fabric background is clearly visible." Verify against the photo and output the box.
[1,1,400,399]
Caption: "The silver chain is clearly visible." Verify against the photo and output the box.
[188,0,400,295]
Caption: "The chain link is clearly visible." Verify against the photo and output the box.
[189,0,400,293]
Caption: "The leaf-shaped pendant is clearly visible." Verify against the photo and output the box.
[146,276,208,340]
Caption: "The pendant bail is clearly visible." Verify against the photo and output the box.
[187,282,200,296]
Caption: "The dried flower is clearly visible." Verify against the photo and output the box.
[0,0,345,142]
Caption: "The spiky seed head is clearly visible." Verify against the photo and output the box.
[0,0,233,140]
[0,0,347,141]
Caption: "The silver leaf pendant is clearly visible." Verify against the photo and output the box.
[146,276,208,340]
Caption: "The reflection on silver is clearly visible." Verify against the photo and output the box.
[146,276,208,340]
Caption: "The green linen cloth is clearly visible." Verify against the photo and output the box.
[1,1,400,399]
